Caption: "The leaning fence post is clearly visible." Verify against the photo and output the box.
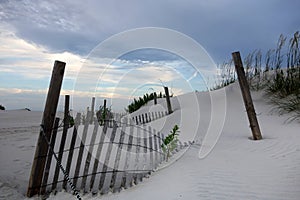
[27,60,65,197]
[232,51,262,140]
[164,86,173,114]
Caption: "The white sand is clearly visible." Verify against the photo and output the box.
[0,83,299,200]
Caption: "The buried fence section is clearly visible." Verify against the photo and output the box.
[31,113,179,197]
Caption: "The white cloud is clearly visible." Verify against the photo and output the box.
[0,24,83,80]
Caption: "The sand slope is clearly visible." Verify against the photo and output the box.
[0,83,299,200]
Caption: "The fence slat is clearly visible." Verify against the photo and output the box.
[73,110,91,188]
[63,113,81,190]
[81,119,99,192]
[121,123,134,189]
[40,117,60,194]
[52,95,70,191]
[135,116,138,125]
[142,114,145,124]
[160,133,166,161]
[142,127,148,177]
[133,126,142,184]
[148,126,154,171]
[98,121,118,193]
[153,129,158,169]
[157,132,163,163]
[145,113,148,123]
[89,116,108,192]
[110,122,126,191]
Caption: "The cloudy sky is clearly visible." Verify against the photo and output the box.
[0,0,299,111]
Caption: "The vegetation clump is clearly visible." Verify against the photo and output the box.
[213,31,300,122]
[161,125,180,162]
[127,92,163,113]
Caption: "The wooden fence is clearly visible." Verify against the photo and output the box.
[36,110,185,197]
[27,61,182,198]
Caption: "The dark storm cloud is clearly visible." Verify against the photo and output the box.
[1,0,299,62]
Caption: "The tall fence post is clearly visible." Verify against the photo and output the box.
[27,60,65,197]
[164,87,172,114]
[232,52,263,140]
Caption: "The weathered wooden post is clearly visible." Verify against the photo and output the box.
[27,60,65,197]
[164,86,173,114]
[232,52,263,140]
[154,92,157,105]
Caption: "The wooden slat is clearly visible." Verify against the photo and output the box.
[148,126,154,170]
[89,116,108,192]
[98,121,118,193]
[110,121,126,191]
[121,123,134,189]
[52,95,70,191]
[157,132,163,163]
[40,117,60,194]
[142,114,145,124]
[73,110,91,188]
[81,118,99,192]
[152,129,159,169]
[161,133,166,161]
[142,127,148,177]
[63,113,81,190]
[133,126,142,184]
